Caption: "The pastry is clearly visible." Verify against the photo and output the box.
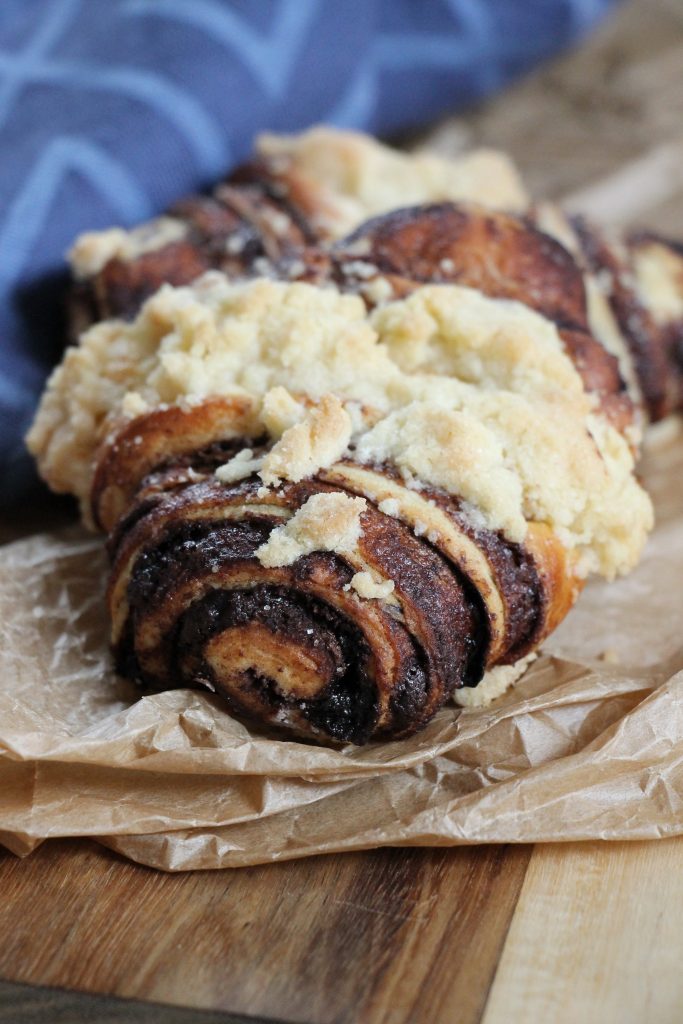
[28,127,673,744]
[28,263,651,742]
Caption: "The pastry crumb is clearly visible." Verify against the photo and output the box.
[350,571,395,601]
[256,492,366,568]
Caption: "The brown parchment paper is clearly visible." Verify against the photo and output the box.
[1,421,682,870]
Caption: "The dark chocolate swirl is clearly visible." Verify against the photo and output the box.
[108,473,475,742]
[103,412,578,745]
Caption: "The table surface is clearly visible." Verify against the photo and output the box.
[2,2,683,1022]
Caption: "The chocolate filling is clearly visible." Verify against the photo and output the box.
[125,518,272,611]
[342,461,544,667]
[177,585,383,743]
[114,514,438,743]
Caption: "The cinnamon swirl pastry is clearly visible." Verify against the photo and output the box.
[28,273,652,743]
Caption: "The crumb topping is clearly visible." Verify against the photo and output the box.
[631,242,683,325]
[257,127,529,236]
[256,492,366,568]
[215,448,264,483]
[28,274,652,577]
[372,285,584,398]
[260,393,352,486]
[349,571,395,601]
[259,386,306,437]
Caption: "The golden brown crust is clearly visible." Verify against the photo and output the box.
[91,396,259,532]
[326,204,632,432]
[523,523,583,650]
[337,203,588,326]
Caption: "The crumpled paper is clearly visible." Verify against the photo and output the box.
[1,422,682,870]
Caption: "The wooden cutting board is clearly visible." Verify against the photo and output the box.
[2,838,683,1023]
[2,1,683,1021]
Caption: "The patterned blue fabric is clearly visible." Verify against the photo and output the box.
[1,0,618,503]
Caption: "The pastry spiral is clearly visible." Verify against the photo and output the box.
[95,380,582,742]
[105,452,578,743]
[108,470,484,744]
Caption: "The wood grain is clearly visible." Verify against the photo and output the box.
[0,840,531,1024]
[0,979,266,1024]
[481,839,683,1024]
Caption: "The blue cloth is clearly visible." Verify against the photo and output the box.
[0,0,618,503]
